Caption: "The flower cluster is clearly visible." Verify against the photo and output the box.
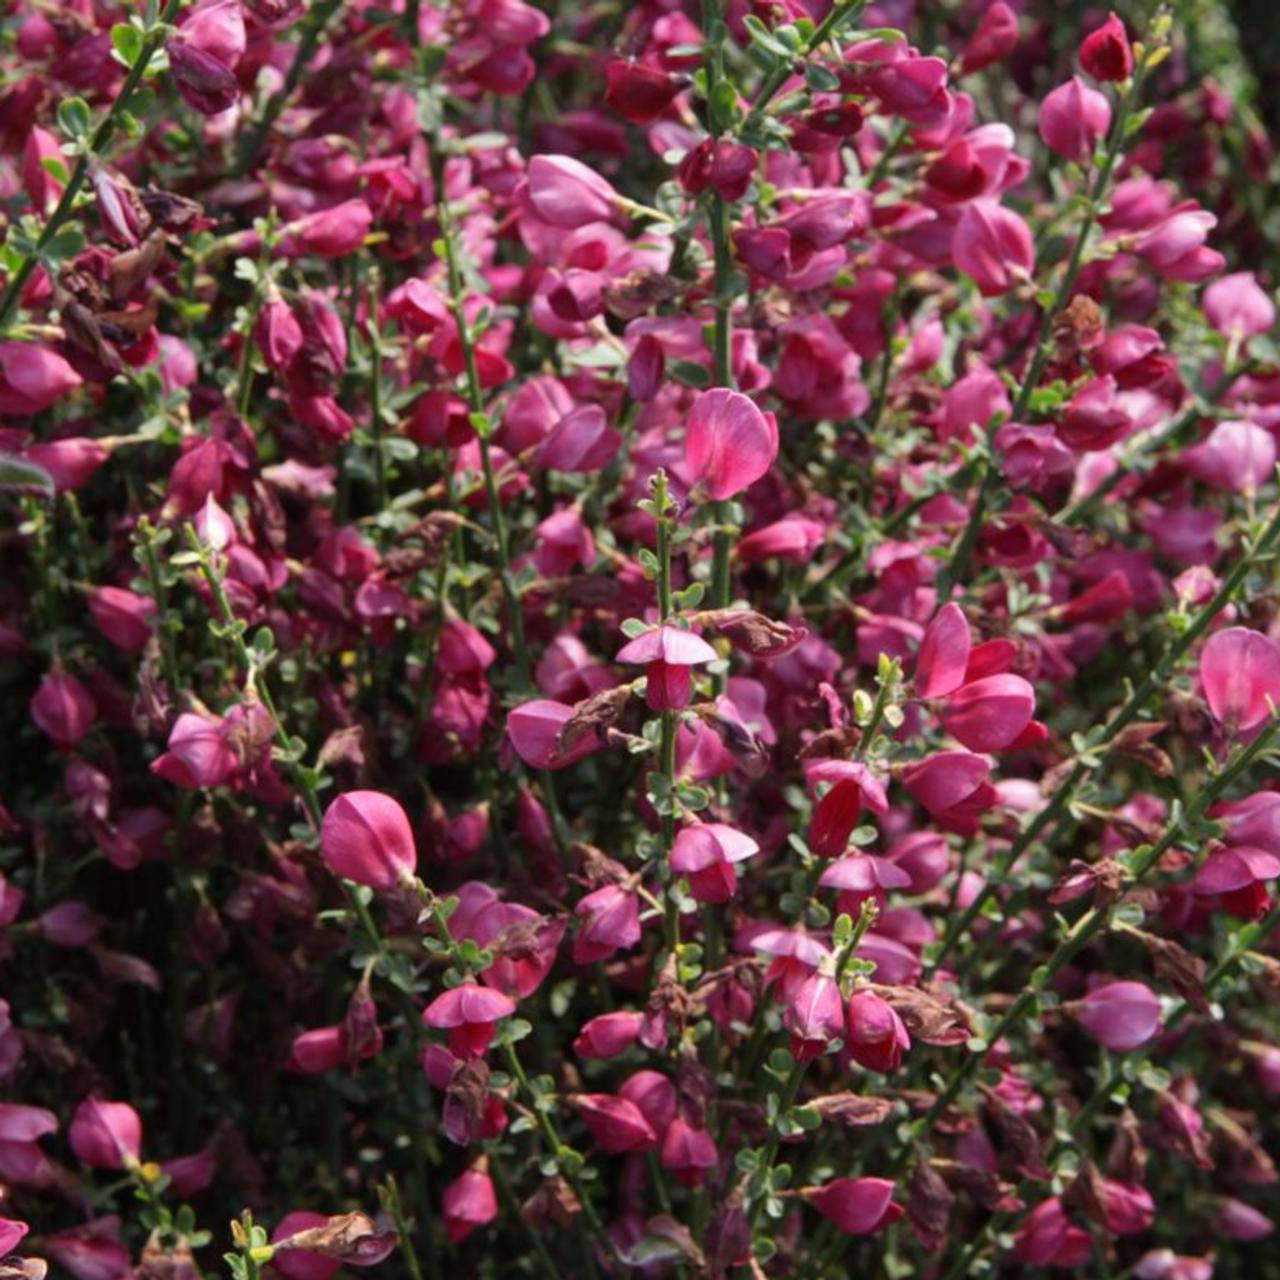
[1,0,1280,1277]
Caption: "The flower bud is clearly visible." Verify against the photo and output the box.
[1074,980,1163,1051]
[68,1097,142,1169]
[1080,13,1133,82]
[1039,76,1112,161]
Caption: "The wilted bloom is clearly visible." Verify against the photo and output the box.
[506,698,603,769]
[1200,627,1280,734]
[604,59,683,124]
[442,1163,498,1244]
[846,990,911,1072]
[1039,76,1112,161]
[1203,272,1275,340]
[803,1178,903,1235]
[527,155,620,228]
[272,1213,340,1280]
[1074,980,1163,1051]
[68,1097,142,1169]
[683,387,779,500]
[573,884,641,963]
[670,823,759,902]
[30,669,96,751]
[422,983,516,1059]
[574,1094,658,1153]
[1080,13,1133,81]
[320,791,418,891]
[952,201,1034,296]
[616,624,717,711]
[167,38,239,114]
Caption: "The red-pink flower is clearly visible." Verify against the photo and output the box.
[803,1177,903,1235]
[573,884,641,963]
[804,759,889,858]
[575,1093,658,1153]
[1074,980,1163,1051]
[1203,271,1276,339]
[952,201,1034,296]
[86,587,156,652]
[940,674,1036,752]
[683,387,779,500]
[1194,844,1280,918]
[442,1163,498,1244]
[1080,12,1133,82]
[1183,420,1276,493]
[573,1011,644,1059]
[916,603,972,698]
[670,822,759,903]
[846,990,910,1073]
[526,155,620,228]
[0,341,82,414]
[1039,76,1112,161]
[506,698,604,769]
[320,791,418,891]
[784,972,844,1062]
[30,669,96,751]
[616,624,717,711]
[422,983,516,1059]
[1015,1197,1092,1266]
[1200,627,1280,734]
[68,1097,142,1170]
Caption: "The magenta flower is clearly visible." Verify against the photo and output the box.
[1200,627,1280,734]
[616,624,717,711]
[803,1177,903,1235]
[574,1094,658,1153]
[573,884,641,963]
[1183,420,1276,494]
[784,972,844,1062]
[1074,980,1163,1051]
[940,674,1036,752]
[320,791,418,892]
[1194,844,1280,918]
[573,1011,644,1059]
[506,698,604,769]
[29,669,96,751]
[683,387,779,500]
[86,587,157,653]
[1039,76,1112,160]
[915,603,972,698]
[1079,12,1133,80]
[1203,271,1275,340]
[659,1116,717,1187]
[68,1097,142,1170]
[804,759,889,858]
[422,983,516,1059]
[952,201,1034,296]
[1015,1197,1092,1266]
[0,341,82,414]
[526,155,620,228]
[670,822,759,903]
[0,1219,27,1257]
[272,1213,340,1280]
[846,990,911,1073]
[442,1163,498,1244]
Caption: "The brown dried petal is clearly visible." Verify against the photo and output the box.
[521,1176,581,1228]
[906,1156,954,1251]
[811,1093,895,1127]
[1061,1159,1110,1230]
[873,985,969,1046]
[274,1213,397,1264]
[981,1087,1050,1181]
[557,684,634,756]
[1140,933,1210,1014]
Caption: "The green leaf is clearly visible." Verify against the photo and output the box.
[56,96,93,142]
[0,455,55,499]
[111,23,144,65]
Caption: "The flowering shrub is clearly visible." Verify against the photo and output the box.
[3,0,1280,1276]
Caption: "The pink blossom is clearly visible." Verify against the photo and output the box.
[1200,627,1280,734]
[320,791,418,891]
[683,387,779,500]
[1074,980,1163,1051]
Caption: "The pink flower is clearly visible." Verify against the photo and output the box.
[659,1116,717,1187]
[683,387,779,500]
[575,1094,658,1153]
[422,983,516,1059]
[320,791,418,891]
[0,341,82,414]
[1203,272,1275,340]
[442,1164,498,1244]
[1133,205,1224,283]
[670,822,759,903]
[30,669,96,751]
[1194,844,1280,918]
[941,674,1036,752]
[1074,980,1163,1051]
[1015,1197,1092,1266]
[506,698,602,769]
[1039,76,1112,161]
[804,759,889,858]
[952,201,1034,296]
[1183,420,1276,493]
[167,38,239,115]
[526,155,620,228]
[272,1213,339,1280]
[616,624,718,711]
[286,200,374,259]
[846,990,910,1073]
[803,1177,903,1235]
[1080,12,1133,82]
[737,514,827,565]
[959,1,1018,75]
[573,1010,644,1059]
[573,884,641,963]
[534,404,622,472]
[0,1219,28,1257]
[150,711,238,790]
[784,972,844,1062]
[68,1098,142,1169]
[916,603,972,698]
[1200,627,1280,734]
[86,587,157,652]
[180,0,246,67]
